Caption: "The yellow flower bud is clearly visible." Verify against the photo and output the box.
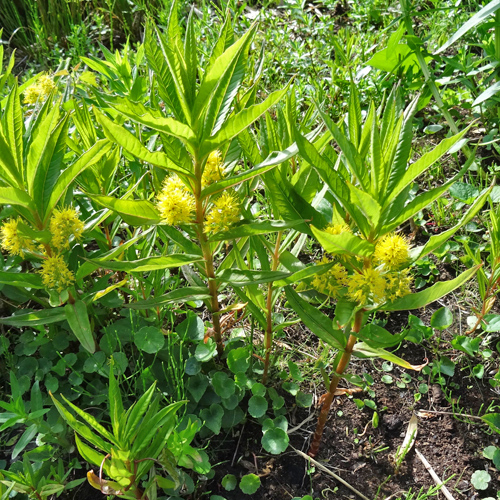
[157,175,195,225]
[374,233,410,270]
[49,207,85,251]
[40,255,75,292]
[0,218,35,257]
[205,191,240,234]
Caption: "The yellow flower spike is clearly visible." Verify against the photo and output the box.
[0,218,35,257]
[325,223,351,235]
[40,255,75,292]
[49,207,85,251]
[205,191,240,234]
[347,266,386,306]
[202,150,224,187]
[312,260,349,298]
[23,74,56,106]
[374,233,410,270]
[156,175,195,226]
[385,269,412,302]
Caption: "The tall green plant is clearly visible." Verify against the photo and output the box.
[88,5,294,356]
[287,86,489,457]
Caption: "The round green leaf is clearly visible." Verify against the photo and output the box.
[201,404,224,435]
[239,474,261,495]
[227,347,250,374]
[212,372,236,399]
[471,470,491,490]
[262,427,289,454]
[430,307,453,330]
[251,382,266,397]
[222,474,237,491]
[134,326,164,353]
[248,395,268,418]
[296,391,313,408]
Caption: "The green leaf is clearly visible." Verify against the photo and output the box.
[12,423,37,459]
[91,254,203,272]
[435,0,500,54]
[201,143,300,199]
[285,287,346,350]
[200,403,224,434]
[311,226,375,257]
[481,413,500,435]
[0,271,43,289]
[355,323,408,348]
[430,307,453,330]
[134,326,165,353]
[353,343,427,370]
[75,434,108,471]
[262,427,289,454]
[45,139,112,221]
[50,394,113,453]
[222,474,237,492]
[470,470,491,490]
[123,383,157,442]
[216,269,291,286]
[202,84,290,155]
[209,220,303,241]
[0,187,34,211]
[108,368,124,444]
[382,266,479,311]
[65,301,95,354]
[239,474,261,495]
[90,194,162,226]
[0,308,66,326]
[94,108,192,176]
[414,187,490,260]
[248,395,268,418]
[126,286,211,310]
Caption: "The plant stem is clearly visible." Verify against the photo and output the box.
[308,309,363,458]
[194,160,223,357]
[262,231,283,384]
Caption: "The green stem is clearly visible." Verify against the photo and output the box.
[308,309,363,458]
[193,159,223,357]
[262,231,283,384]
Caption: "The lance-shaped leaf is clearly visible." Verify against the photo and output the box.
[0,308,66,326]
[91,254,203,272]
[201,142,300,199]
[75,435,109,474]
[353,343,428,370]
[311,226,375,257]
[50,394,114,453]
[107,98,196,146]
[386,127,469,206]
[0,272,44,289]
[126,286,211,310]
[216,269,292,286]
[381,265,480,312]
[0,129,22,187]
[201,84,290,156]
[2,83,23,176]
[0,187,35,211]
[413,186,490,261]
[65,300,95,354]
[285,287,347,350]
[90,194,162,226]
[209,220,304,241]
[194,21,257,119]
[45,139,112,221]
[94,108,193,177]
[354,323,408,348]
[348,183,382,229]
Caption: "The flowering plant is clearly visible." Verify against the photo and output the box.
[286,86,489,456]
[87,4,296,356]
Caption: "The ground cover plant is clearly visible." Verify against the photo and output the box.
[1,0,500,499]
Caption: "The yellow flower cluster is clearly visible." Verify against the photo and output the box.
[0,219,35,257]
[49,207,85,251]
[205,191,240,234]
[157,175,195,225]
[202,150,224,187]
[23,75,56,106]
[40,255,75,292]
[312,257,349,298]
[374,233,410,270]
[310,231,413,306]
[325,223,351,236]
